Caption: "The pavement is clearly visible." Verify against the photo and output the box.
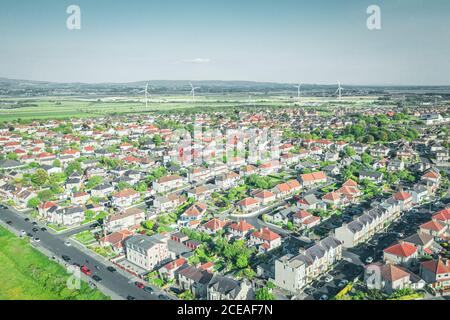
[0,206,167,301]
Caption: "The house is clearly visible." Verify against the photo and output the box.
[420,259,450,295]
[228,220,255,238]
[411,184,429,204]
[299,171,327,188]
[179,202,207,227]
[383,241,418,267]
[170,232,189,244]
[359,170,384,184]
[296,194,325,211]
[237,197,260,212]
[99,229,133,253]
[271,208,293,225]
[393,191,413,211]
[432,208,450,227]
[387,160,405,172]
[364,263,412,294]
[104,207,145,233]
[293,210,320,229]
[322,192,342,208]
[254,190,275,205]
[111,188,140,208]
[207,275,252,300]
[159,257,188,281]
[124,234,170,271]
[49,206,85,226]
[250,227,281,252]
[419,219,448,239]
[404,232,435,256]
[153,175,185,193]
[187,184,217,201]
[215,171,241,190]
[153,193,186,212]
[178,265,213,299]
[90,183,114,198]
[200,218,229,234]
[71,191,90,205]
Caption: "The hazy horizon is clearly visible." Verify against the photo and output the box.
[1,0,450,85]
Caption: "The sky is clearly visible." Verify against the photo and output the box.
[0,0,449,85]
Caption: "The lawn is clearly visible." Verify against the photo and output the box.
[0,226,109,300]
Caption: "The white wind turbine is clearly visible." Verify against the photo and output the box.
[140,83,151,108]
[335,81,344,99]
[189,82,200,102]
[294,83,302,100]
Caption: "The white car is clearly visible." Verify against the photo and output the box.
[338,279,349,288]
[64,240,71,247]
[33,237,40,242]
[324,275,333,283]
[319,294,329,300]
[365,256,374,264]
[20,230,26,236]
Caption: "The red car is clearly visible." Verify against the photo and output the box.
[81,265,92,276]
[134,281,145,289]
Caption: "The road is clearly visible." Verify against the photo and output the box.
[0,206,164,301]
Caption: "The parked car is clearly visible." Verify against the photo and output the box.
[107,266,116,273]
[319,294,329,300]
[365,256,374,264]
[20,230,26,236]
[158,294,169,300]
[64,240,71,247]
[81,265,92,276]
[134,281,145,289]
[6,221,12,225]
[324,275,333,283]
[127,295,136,300]
[41,227,47,232]
[62,255,71,262]
[92,275,102,282]
[143,286,154,294]
[338,279,349,288]
[32,227,39,232]
[24,218,30,222]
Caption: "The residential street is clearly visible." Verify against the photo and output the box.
[0,206,165,301]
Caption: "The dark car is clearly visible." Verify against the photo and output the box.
[304,288,315,295]
[32,227,39,232]
[92,275,102,282]
[24,218,30,222]
[127,295,137,300]
[143,286,154,294]
[6,221,12,225]
[158,294,169,300]
[32,222,38,226]
[26,232,33,237]
[62,255,71,262]
[107,266,116,272]
[41,227,47,232]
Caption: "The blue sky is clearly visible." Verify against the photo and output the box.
[0,0,449,85]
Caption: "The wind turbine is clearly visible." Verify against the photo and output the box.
[294,83,302,100]
[140,83,151,108]
[335,81,344,99]
[189,82,200,102]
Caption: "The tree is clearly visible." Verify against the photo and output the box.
[38,190,53,202]
[344,146,356,157]
[65,161,82,176]
[27,197,40,208]
[152,134,163,147]
[85,176,102,190]
[6,152,18,161]
[361,152,373,165]
[255,288,275,300]
[31,169,49,186]
[236,254,249,269]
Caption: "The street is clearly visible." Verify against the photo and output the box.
[0,206,165,301]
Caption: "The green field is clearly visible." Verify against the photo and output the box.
[0,226,109,300]
[0,96,377,122]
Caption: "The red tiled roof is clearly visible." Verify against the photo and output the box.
[342,179,358,187]
[229,220,255,232]
[300,171,327,182]
[421,259,450,275]
[420,220,445,232]
[393,191,412,201]
[384,242,417,257]
[238,197,259,207]
[252,227,280,241]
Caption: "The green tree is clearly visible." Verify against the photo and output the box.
[255,288,275,300]
[31,169,49,186]
[27,197,40,208]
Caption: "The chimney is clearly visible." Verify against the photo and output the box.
[298,247,306,255]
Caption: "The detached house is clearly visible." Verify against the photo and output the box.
[383,241,418,267]
[111,188,140,208]
[299,171,327,188]
[105,207,145,233]
[153,175,185,194]
[250,227,281,252]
